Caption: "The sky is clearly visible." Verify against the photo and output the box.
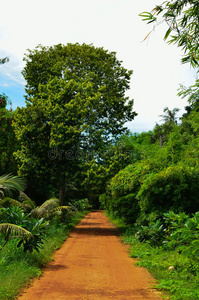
[0,0,197,133]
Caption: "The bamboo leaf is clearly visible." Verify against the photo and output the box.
[164,27,172,40]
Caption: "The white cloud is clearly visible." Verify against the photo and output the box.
[0,0,196,132]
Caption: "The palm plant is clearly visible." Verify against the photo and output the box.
[0,223,32,251]
[159,107,180,125]
[31,198,74,221]
[0,174,26,198]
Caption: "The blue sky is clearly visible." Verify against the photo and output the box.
[0,0,197,132]
[0,75,25,110]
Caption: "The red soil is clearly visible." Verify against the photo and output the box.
[18,211,162,299]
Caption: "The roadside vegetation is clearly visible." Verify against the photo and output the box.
[108,211,199,300]
[0,180,90,300]
[0,1,199,299]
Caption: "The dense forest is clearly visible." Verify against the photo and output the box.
[0,1,199,299]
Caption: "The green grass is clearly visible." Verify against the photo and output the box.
[0,211,87,300]
[107,212,199,300]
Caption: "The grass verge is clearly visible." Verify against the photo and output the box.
[107,212,199,300]
[0,210,87,300]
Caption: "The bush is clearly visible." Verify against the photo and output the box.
[0,205,48,253]
[106,162,151,221]
[70,198,91,211]
[137,165,199,214]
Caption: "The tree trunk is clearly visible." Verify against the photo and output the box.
[59,186,64,206]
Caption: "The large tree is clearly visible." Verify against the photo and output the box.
[13,43,136,204]
[0,94,18,175]
[0,57,18,175]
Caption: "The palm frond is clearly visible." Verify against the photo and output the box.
[0,174,26,198]
[19,191,35,209]
[40,198,60,211]
[0,223,32,239]
[0,197,25,208]
[31,207,48,218]
[50,206,72,213]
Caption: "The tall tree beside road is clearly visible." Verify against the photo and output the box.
[13,43,136,204]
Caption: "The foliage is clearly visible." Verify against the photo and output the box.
[0,94,18,175]
[0,205,49,253]
[163,211,199,259]
[0,223,32,251]
[106,211,199,300]
[0,205,31,225]
[70,198,91,212]
[82,138,134,206]
[128,237,199,300]
[18,191,36,209]
[0,174,26,198]
[135,219,165,246]
[134,211,199,261]
[140,1,199,67]
[159,107,180,125]
[18,218,49,253]
[102,162,149,223]
[13,43,136,205]
[137,165,199,214]
[0,210,86,300]
[104,141,171,222]
[0,197,27,209]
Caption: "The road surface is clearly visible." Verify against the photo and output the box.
[18,211,162,300]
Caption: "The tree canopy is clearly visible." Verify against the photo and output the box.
[13,43,136,203]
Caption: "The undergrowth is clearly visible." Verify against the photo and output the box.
[0,210,86,300]
[107,212,199,300]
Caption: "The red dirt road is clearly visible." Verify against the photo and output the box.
[18,211,162,300]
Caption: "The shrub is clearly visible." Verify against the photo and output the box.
[0,205,48,253]
[106,162,151,221]
[137,165,199,214]
[71,198,91,211]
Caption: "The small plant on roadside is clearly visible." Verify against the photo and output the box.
[18,218,49,253]
[135,219,165,246]
[71,198,91,211]
[0,205,49,253]
[0,223,32,252]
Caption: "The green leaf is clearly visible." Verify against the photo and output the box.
[164,27,172,40]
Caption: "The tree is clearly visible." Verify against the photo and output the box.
[159,107,180,124]
[0,56,18,175]
[178,80,199,117]
[0,94,18,175]
[153,107,179,148]
[139,1,199,67]
[13,43,137,204]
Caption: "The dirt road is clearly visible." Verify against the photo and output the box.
[18,211,162,300]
